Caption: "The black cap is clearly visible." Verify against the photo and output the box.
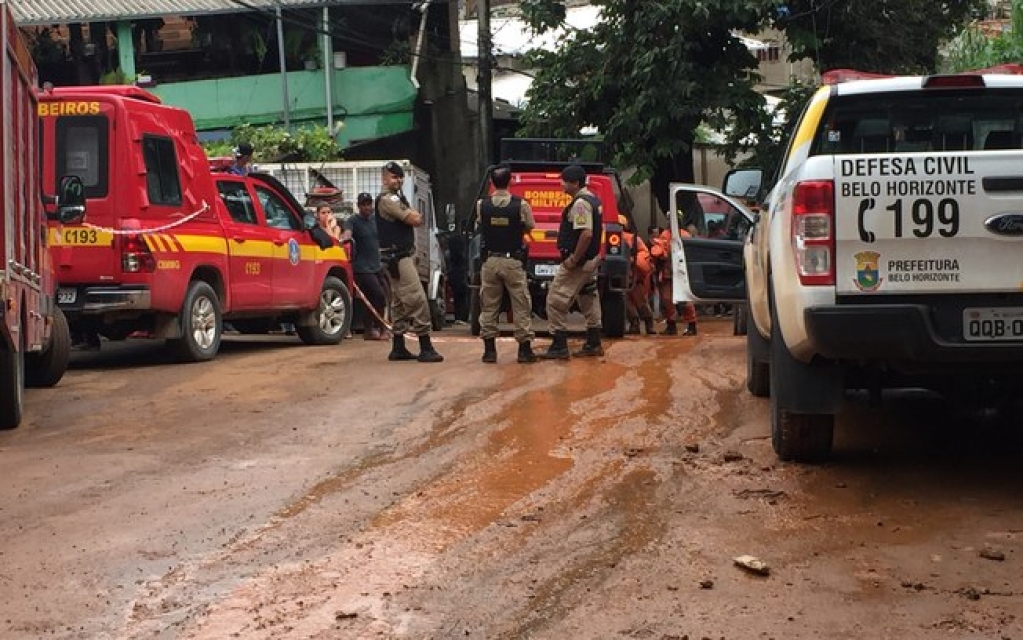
[383,161,405,178]
[234,142,254,158]
[561,164,587,184]
[357,192,373,204]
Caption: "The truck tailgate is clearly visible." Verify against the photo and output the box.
[834,152,1023,295]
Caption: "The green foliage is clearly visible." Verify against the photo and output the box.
[518,0,775,210]
[201,124,342,162]
[380,39,411,66]
[941,24,1023,72]
[99,69,132,85]
[774,0,986,74]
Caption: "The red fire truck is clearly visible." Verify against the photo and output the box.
[1,1,85,429]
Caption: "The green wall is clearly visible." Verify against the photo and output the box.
[150,66,417,147]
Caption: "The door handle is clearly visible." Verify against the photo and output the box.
[273,240,285,246]
[232,237,246,243]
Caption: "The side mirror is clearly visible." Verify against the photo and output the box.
[303,213,317,230]
[56,175,86,224]
[722,168,763,201]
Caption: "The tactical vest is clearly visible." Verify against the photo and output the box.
[480,196,524,254]
[557,192,602,259]
[375,192,414,253]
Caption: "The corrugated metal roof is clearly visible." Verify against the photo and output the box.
[9,0,406,26]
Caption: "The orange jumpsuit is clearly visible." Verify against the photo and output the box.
[649,228,697,327]
[624,230,653,326]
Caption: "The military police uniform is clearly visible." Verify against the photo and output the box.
[376,162,443,362]
[476,189,537,363]
[542,167,604,359]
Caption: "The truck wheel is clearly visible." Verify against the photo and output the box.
[0,333,25,430]
[745,298,770,397]
[733,303,748,336]
[26,307,71,388]
[429,285,446,332]
[768,294,834,462]
[171,281,222,362]
[601,291,626,338]
[297,277,351,345]
[470,289,481,336]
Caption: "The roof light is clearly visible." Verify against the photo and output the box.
[924,75,985,89]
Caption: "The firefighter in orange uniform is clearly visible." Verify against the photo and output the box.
[619,215,654,335]
[649,226,697,336]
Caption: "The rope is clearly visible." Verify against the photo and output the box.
[82,201,211,235]
[351,279,392,332]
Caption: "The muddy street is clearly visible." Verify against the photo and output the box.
[1,320,1022,639]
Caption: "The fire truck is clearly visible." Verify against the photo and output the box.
[38,86,354,362]
[1,1,85,429]
[465,139,634,337]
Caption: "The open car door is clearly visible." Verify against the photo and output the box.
[668,183,756,304]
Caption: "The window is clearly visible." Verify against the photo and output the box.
[142,135,182,206]
[55,115,108,198]
[256,186,301,230]
[217,181,257,224]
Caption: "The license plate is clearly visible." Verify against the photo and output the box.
[56,288,77,304]
[534,263,559,277]
[50,227,111,247]
[963,307,1023,341]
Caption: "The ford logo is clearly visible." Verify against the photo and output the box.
[984,213,1023,236]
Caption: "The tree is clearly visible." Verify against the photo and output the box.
[518,0,775,213]
[776,0,986,74]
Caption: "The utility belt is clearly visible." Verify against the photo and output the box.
[380,246,414,279]
[486,251,520,259]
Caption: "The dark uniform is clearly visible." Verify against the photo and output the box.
[476,189,537,363]
[376,162,443,362]
[542,165,604,359]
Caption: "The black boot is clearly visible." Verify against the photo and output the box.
[573,327,604,357]
[644,318,655,335]
[517,340,538,363]
[682,322,698,336]
[388,334,416,361]
[482,338,497,363]
[417,334,444,363]
[540,331,570,360]
[660,321,678,336]
[626,319,640,335]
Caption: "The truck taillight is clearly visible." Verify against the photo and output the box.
[790,180,835,286]
[121,232,156,273]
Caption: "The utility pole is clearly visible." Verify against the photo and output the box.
[1014,0,1023,44]
[477,0,494,165]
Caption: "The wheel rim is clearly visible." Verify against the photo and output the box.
[190,296,217,350]
[318,288,347,336]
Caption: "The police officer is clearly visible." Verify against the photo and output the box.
[376,161,443,363]
[541,164,604,359]
[476,164,537,363]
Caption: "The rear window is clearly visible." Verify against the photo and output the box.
[142,135,182,206]
[55,115,108,198]
[810,89,1023,156]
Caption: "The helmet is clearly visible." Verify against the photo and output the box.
[560,164,587,184]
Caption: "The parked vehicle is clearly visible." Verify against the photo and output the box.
[739,71,1023,461]
[260,160,447,330]
[1,1,85,429]
[38,86,354,362]
[464,139,634,337]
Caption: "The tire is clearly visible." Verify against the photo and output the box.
[0,332,25,430]
[745,300,770,398]
[733,303,748,336]
[469,288,481,336]
[601,290,626,338]
[768,292,834,462]
[429,288,446,332]
[171,281,222,362]
[26,307,71,388]
[297,277,351,345]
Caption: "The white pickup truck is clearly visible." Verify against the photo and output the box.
[734,72,1023,462]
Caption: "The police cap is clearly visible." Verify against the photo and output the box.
[560,164,587,184]
[357,192,373,204]
[383,161,405,178]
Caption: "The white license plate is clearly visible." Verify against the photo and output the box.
[963,307,1023,341]
[56,288,77,304]
[534,263,559,277]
